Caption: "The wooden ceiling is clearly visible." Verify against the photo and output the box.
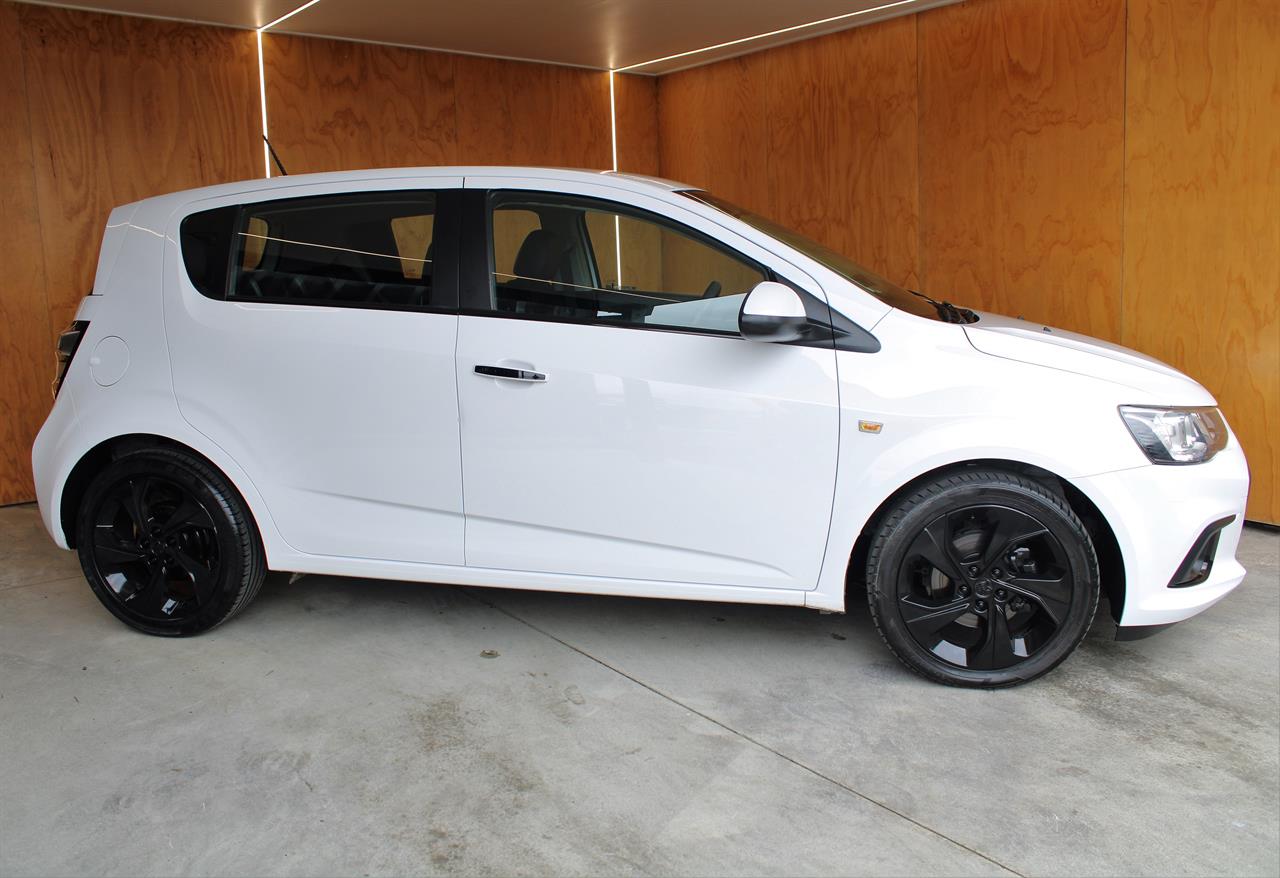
[16,0,959,72]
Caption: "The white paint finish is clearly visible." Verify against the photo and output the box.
[742,281,805,317]
[160,176,467,565]
[30,166,1251,651]
[964,311,1216,401]
[806,306,1249,614]
[21,0,961,72]
[88,335,129,386]
[457,316,839,589]
[1073,449,1249,627]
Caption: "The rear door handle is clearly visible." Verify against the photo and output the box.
[474,365,547,382]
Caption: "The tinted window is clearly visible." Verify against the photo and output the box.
[229,192,441,309]
[486,192,767,334]
[181,205,236,299]
[681,190,939,320]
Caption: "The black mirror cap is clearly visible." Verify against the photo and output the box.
[739,313,809,343]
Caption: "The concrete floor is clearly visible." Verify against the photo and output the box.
[1,503,1277,877]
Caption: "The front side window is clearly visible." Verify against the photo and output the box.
[228,191,441,309]
[486,192,767,334]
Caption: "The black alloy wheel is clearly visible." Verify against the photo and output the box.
[866,469,1099,687]
[76,448,266,636]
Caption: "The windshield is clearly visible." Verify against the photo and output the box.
[681,190,939,320]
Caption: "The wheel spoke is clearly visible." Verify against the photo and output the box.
[980,508,1047,570]
[170,546,215,603]
[125,477,154,531]
[1005,574,1072,626]
[92,527,145,567]
[899,596,970,638]
[159,496,215,537]
[909,517,967,583]
[976,605,1019,669]
[124,565,169,616]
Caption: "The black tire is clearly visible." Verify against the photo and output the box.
[865,469,1099,687]
[75,447,267,636]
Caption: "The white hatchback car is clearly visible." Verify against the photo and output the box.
[33,167,1249,687]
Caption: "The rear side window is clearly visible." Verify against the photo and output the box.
[231,192,440,309]
[180,191,448,310]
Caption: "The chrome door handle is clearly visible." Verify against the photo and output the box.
[474,365,547,382]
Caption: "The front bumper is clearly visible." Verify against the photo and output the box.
[1073,438,1250,631]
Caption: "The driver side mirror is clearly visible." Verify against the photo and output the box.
[739,281,808,343]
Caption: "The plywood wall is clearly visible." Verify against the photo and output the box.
[0,3,621,505]
[1,3,261,505]
[657,0,1279,523]
[20,5,264,336]
[0,2,52,505]
[262,33,457,173]
[262,34,618,175]
[2,0,1274,522]
[768,15,921,290]
[613,73,660,177]
[919,0,1126,340]
[1121,0,1279,523]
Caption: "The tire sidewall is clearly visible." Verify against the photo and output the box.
[869,477,1099,687]
[76,452,250,636]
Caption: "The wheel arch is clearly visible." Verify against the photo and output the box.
[844,458,1125,622]
[59,434,268,557]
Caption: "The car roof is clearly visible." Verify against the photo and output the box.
[121,166,696,227]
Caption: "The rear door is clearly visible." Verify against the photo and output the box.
[165,179,466,564]
[454,178,840,591]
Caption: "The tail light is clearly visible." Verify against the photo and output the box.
[52,320,89,400]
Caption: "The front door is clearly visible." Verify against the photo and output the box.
[455,183,840,591]
[165,181,466,565]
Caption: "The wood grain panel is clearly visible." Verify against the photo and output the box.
[613,72,659,176]
[0,1,51,505]
[263,33,457,174]
[1123,0,1280,523]
[918,0,1126,339]
[19,5,261,336]
[657,52,771,213]
[454,55,610,168]
[765,16,920,288]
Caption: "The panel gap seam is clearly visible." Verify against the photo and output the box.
[463,588,1026,878]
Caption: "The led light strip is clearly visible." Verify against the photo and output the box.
[262,0,327,32]
[256,30,271,178]
[256,0,328,177]
[608,71,623,287]
[612,0,920,73]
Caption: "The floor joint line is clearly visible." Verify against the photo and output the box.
[464,588,1026,878]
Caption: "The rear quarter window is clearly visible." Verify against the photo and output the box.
[180,206,236,299]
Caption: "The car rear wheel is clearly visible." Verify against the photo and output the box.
[865,469,1099,687]
[75,447,266,636]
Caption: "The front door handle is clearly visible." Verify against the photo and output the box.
[474,365,547,382]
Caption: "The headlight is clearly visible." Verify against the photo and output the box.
[1120,406,1228,464]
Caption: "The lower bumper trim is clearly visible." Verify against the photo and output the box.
[1115,622,1177,641]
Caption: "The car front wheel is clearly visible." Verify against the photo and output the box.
[865,469,1100,687]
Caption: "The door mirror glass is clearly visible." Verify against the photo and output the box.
[739,281,808,343]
